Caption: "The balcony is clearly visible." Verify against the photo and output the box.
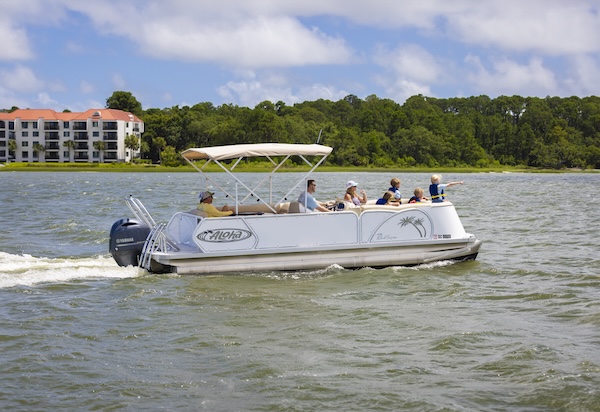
[103,122,118,130]
[75,143,89,150]
[105,142,118,150]
[74,153,89,160]
[45,153,60,160]
[73,122,87,131]
[45,142,60,150]
[103,132,118,141]
[45,132,60,140]
[44,122,60,130]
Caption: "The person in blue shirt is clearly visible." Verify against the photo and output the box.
[376,191,399,206]
[298,179,331,212]
[429,174,463,203]
[408,187,428,203]
[388,177,402,203]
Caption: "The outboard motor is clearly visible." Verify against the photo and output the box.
[109,218,151,267]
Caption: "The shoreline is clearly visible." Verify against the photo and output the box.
[0,163,597,174]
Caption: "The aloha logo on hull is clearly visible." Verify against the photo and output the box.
[197,228,253,243]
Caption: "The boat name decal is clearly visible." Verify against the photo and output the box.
[197,229,253,243]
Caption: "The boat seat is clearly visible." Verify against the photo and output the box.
[288,202,307,213]
[187,209,208,218]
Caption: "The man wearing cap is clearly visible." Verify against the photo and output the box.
[344,180,367,206]
[197,191,234,217]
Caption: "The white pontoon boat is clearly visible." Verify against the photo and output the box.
[109,143,482,274]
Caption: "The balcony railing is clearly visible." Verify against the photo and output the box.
[103,132,118,141]
[44,122,60,130]
[45,132,60,140]
[74,132,88,140]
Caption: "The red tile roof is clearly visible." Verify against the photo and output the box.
[0,108,142,122]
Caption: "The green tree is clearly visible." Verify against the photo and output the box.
[63,139,74,162]
[33,143,45,161]
[124,134,140,161]
[160,146,181,167]
[106,91,142,117]
[93,140,105,163]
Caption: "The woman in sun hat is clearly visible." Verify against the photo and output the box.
[344,180,367,206]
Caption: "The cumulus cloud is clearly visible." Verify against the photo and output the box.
[465,54,557,96]
[217,72,348,107]
[0,65,45,93]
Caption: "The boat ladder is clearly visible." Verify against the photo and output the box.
[126,196,180,271]
[138,223,167,271]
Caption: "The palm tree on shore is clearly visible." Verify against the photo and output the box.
[63,139,74,162]
[93,140,105,163]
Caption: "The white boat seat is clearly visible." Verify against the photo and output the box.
[288,202,307,213]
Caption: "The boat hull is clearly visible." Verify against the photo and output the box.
[144,202,482,275]
[151,237,482,274]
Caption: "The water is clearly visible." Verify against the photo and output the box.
[0,171,599,411]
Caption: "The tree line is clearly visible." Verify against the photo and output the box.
[106,91,600,169]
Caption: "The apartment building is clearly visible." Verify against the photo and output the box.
[0,108,144,163]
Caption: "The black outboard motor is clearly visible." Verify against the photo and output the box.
[109,218,151,267]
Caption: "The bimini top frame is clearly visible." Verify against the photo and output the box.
[181,143,333,213]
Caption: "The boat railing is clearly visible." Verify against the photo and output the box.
[139,223,167,271]
[127,196,156,228]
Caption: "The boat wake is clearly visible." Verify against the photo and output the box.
[0,251,141,288]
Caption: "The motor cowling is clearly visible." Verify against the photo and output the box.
[109,218,151,267]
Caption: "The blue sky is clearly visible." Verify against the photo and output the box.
[1,0,599,112]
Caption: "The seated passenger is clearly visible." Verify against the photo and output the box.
[429,174,463,203]
[388,177,402,203]
[376,191,399,206]
[197,191,234,217]
[344,180,367,205]
[408,187,428,203]
[298,179,331,212]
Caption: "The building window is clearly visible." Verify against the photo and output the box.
[22,141,29,147]
[33,122,38,129]
[22,131,28,137]
[63,122,70,128]
[33,131,39,137]
[9,121,14,130]
[63,151,69,158]
[93,131,99,137]
[23,151,29,159]
[64,131,70,137]
[22,122,29,129]
[93,121,99,127]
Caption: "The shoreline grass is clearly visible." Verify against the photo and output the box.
[0,162,597,174]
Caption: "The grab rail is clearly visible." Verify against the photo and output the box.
[127,196,156,228]
[139,223,167,270]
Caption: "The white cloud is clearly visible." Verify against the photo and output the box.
[0,65,45,93]
[80,80,94,94]
[217,72,348,107]
[112,73,126,89]
[465,54,557,96]
[373,44,440,103]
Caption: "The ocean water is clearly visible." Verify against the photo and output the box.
[0,171,599,411]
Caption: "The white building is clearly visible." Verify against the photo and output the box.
[0,108,144,163]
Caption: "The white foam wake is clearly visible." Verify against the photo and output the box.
[0,251,142,288]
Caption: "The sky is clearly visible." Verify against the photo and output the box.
[1,0,599,112]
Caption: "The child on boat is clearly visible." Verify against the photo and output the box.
[429,175,463,203]
[408,187,428,203]
[376,191,400,205]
